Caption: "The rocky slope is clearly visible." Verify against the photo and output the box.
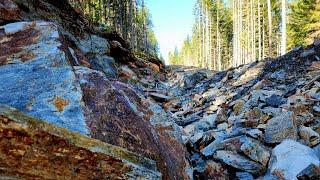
[162,44,320,179]
[1,0,320,179]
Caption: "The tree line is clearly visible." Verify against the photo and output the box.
[68,0,159,57]
[169,0,320,70]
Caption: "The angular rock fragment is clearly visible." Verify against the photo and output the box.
[87,54,117,77]
[76,34,110,55]
[266,140,320,180]
[215,150,264,174]
[246,129,263,139]
[216,108,228,124]
[233,100,245,115]
[265,94,287,107]
[299,125,320,143]
[202,135,270,167]
[149,92,171,102]
[180,71,207,89]
[201,136,242,157]
[296,164,320,180]
[264,112,297,144]
[240,137,270,166]
[201,160,229,180]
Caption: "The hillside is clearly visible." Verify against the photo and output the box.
[0,0,320,179]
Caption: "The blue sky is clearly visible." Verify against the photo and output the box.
[147,0,196,63]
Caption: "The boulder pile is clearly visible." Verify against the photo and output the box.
[161,43,320,179]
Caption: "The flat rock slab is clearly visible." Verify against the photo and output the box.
[265,94,287,107]
[215,150,264,174]
[149,92,171,102]
[202,135,270,168]
[0,105,161,179]
[0,21,88,134]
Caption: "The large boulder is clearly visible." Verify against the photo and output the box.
[180,71,207,89]
[0,105,161,179]
[266,140,320,180]
[75,34,110,55]
[86,54,117,77]
[76,67,190,180]
[0,21,89,134]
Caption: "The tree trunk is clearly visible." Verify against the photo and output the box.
[258,0,262,60]
[267,0,273,57]
[281,0,287,55]
[142,0,148,54]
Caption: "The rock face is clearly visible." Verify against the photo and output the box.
[0,20,189,179]
[76,67,189,180]
[266,140,319,180]
[0,21,89,135]
[0,105,161,179]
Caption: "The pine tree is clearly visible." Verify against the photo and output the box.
[288,0,320,48]
[68,0,159,57]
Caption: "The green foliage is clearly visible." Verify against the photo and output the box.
[68,0,159,57]
[288,0,320,48]
[169,47,182,65]
[170,0,319,70]
[169,0,233,69]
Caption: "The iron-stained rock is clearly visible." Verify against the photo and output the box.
[0,0,20,23]
[297,164,320,180]
[299,125,320,143]
[0,21,89,134]
[264,112,297,144]
[0,105,161,179]
[240,137,270,166]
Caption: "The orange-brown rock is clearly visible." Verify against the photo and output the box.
[0,0,20,23]
[150,62,160,72]
[76,67,190,180]
[0,22,40,65]
[0,105,161,179]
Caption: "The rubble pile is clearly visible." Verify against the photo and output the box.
[159,43,320,179]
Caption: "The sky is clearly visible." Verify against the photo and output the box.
[147,0,196,64]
